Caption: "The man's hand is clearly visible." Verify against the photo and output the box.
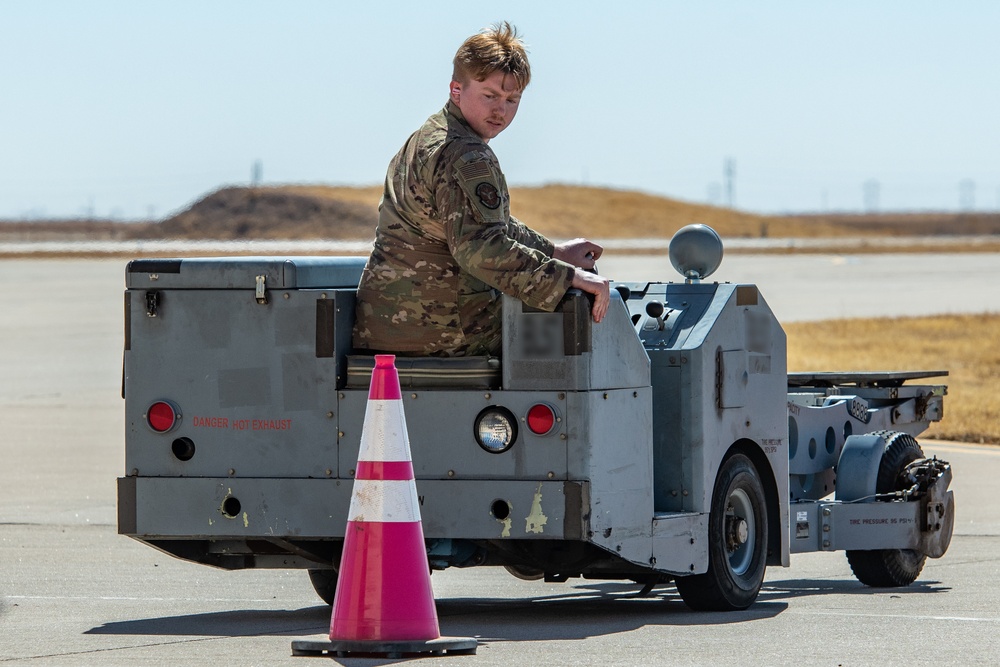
[571,269,611,323]
[554,238,603,271]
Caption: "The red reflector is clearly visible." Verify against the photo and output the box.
[147,401,177,433]
[526,404,556,435]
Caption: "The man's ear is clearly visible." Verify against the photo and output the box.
[449,80,462,104]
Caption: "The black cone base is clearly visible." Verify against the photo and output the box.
[291,636,477,659]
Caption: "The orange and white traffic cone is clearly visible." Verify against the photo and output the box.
[292,355,476,658]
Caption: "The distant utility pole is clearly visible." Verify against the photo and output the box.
[959,179,975,211]
[707,182,722,206]
[251,160,263,187]
[863,179,880,212]
[724,157,736,208]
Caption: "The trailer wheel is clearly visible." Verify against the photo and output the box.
[846,431,927,587]
[675,452,768,611]
[307,568,338,605]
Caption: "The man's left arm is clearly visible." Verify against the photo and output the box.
[444,156,574,312]
[444,150,609,319]
[507,215,555,256]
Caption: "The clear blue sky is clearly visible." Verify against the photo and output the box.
[2,1,998,220]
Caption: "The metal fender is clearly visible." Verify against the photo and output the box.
[921,465,955,558]
[835,434,885,502]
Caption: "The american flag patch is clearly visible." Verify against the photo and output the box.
[458,160,492,181]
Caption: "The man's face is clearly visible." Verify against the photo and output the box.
[450,70,522,142]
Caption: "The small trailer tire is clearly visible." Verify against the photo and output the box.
[307,568,339,605]
[675,452,768,611]
[846,432,927,587]
[503,565,545,581]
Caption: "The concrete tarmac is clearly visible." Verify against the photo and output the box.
[1,257,999,666]
[599,251,1000,322]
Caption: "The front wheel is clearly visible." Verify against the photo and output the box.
[675,452,768,611]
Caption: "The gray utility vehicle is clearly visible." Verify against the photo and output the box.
[118,225,955,611]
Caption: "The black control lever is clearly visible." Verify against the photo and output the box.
[645,300,667,331]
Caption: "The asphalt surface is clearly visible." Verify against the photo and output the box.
[2,256,999,666]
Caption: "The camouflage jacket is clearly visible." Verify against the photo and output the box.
[353,101,575,357]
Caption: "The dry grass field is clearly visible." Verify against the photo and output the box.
[786,313,1000,444]
[4,184,1000,246]
[260,184,1000,241]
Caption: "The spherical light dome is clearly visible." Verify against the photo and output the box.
[668,224,724,280]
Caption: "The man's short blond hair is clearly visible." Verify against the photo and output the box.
[452,21,531,90]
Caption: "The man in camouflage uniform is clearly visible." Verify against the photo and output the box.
[353,22,610,357]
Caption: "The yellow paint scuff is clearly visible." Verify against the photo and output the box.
[525,484,548,534]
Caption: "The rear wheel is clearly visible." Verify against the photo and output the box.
[307,568,338,605]
[675,452,768,611]
[846,432,927,587]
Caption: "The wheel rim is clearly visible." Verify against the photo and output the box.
[726,487,756,576]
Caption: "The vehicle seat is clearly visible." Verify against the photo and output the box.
[345,355,501,389]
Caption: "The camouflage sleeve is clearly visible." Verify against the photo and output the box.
[507,215,556,256]
[441,152,574,312]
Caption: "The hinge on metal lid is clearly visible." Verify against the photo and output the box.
[255,275,268,305]
[714,348,723,408]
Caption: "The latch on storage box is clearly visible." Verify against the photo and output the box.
[255,275,268,305]
[145,291,159,317]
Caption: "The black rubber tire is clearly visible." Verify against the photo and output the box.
[845,431,927,587]
[503,564,545,581]
[307,568,339,605]
[675,452,768,611]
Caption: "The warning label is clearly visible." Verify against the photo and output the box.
[849,517,915,526]
[191,416,292,431]
[192,416,228,428]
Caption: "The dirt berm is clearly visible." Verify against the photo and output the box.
[158,185,378,239]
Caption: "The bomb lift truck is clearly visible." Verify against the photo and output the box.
[118,225,954,611]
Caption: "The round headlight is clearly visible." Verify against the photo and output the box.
[475,406,518,453]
